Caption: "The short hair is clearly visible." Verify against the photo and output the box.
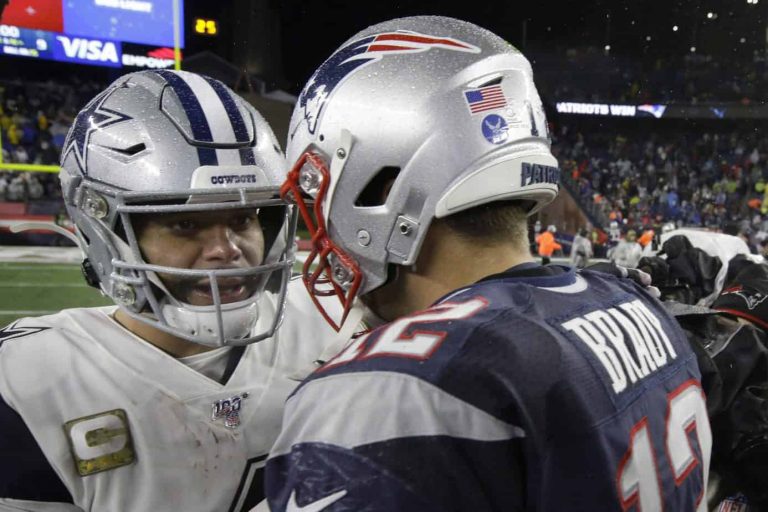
[442,200,530,247]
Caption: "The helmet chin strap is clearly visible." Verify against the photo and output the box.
[160,295,261,346]
[10,221,87,257]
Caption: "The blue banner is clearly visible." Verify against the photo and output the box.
[63,0,184,48]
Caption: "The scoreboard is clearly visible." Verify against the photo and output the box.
[0,0,184,68]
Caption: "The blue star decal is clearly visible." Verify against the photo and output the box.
[63,86,133,175]
[0,322,49,348]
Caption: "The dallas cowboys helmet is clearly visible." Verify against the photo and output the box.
[60,69,296,347]
[281,15,560,328]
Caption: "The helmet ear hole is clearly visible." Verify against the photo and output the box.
[258,206,287,256]
[81,259,101,289]
[355,166,401,207]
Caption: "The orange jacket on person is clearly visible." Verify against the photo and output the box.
[536,231,562,257]
[638,229,654,248]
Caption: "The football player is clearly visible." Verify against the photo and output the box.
[265,16,712,511]
[0,70,341,511]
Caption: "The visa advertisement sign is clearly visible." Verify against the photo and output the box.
[52,34,122,67]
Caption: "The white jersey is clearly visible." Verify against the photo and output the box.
[609,240,643,269]
[0,279,340,512]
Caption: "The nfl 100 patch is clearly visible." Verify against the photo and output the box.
[63,408,135,476]
[212,392,249,429]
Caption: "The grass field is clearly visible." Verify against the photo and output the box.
[0,262,113,326]
[0,257,313,327]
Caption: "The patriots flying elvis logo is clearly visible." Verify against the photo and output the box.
[63,85,132,174]
[721,285,768,310]
[292,30,481,138]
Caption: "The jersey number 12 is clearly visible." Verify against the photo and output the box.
[617,380,711,511]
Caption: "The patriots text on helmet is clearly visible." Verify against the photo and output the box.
[521,162,560,187]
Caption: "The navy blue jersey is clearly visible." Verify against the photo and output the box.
[265,265,711,512]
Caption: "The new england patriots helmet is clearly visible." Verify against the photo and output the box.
[281,15,560,328]
[60,70,296,347]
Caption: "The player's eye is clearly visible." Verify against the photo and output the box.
[170,219,198,232]
[230,212,258,231]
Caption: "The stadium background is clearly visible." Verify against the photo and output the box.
[0,0,765,323]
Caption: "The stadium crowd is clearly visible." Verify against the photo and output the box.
[552,121,768,256]
[0,77,105,202]
[3,66,768,258]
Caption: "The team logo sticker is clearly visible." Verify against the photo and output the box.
[292,30,480,138]
[721,286,768,310]
[481,114,509,144]
[64,409,135,476]
[62,86,132,174]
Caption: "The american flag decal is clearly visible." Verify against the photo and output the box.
[464,84,507,114]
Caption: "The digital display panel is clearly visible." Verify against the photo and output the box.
[0,24,56,60]
[0,0,184,50]
[0,0,64,32]
[63,0,184,48]
[0,0,182,68]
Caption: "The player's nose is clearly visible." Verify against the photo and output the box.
[200,224,243,262]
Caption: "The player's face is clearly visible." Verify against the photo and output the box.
[135,208,265,306]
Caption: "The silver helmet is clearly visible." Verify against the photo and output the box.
[282,16,560,328]
[60,69,296,347]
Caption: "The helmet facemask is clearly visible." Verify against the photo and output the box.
[75,181,296,347]
[281,150,362,331]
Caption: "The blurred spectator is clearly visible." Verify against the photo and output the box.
[609,229,644,268]
[0,173,7,200]
[638,228,655,249]
[536,224,562,265]
[6,174,26,202]
[570,227,593,268]
[26,173,43,200]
